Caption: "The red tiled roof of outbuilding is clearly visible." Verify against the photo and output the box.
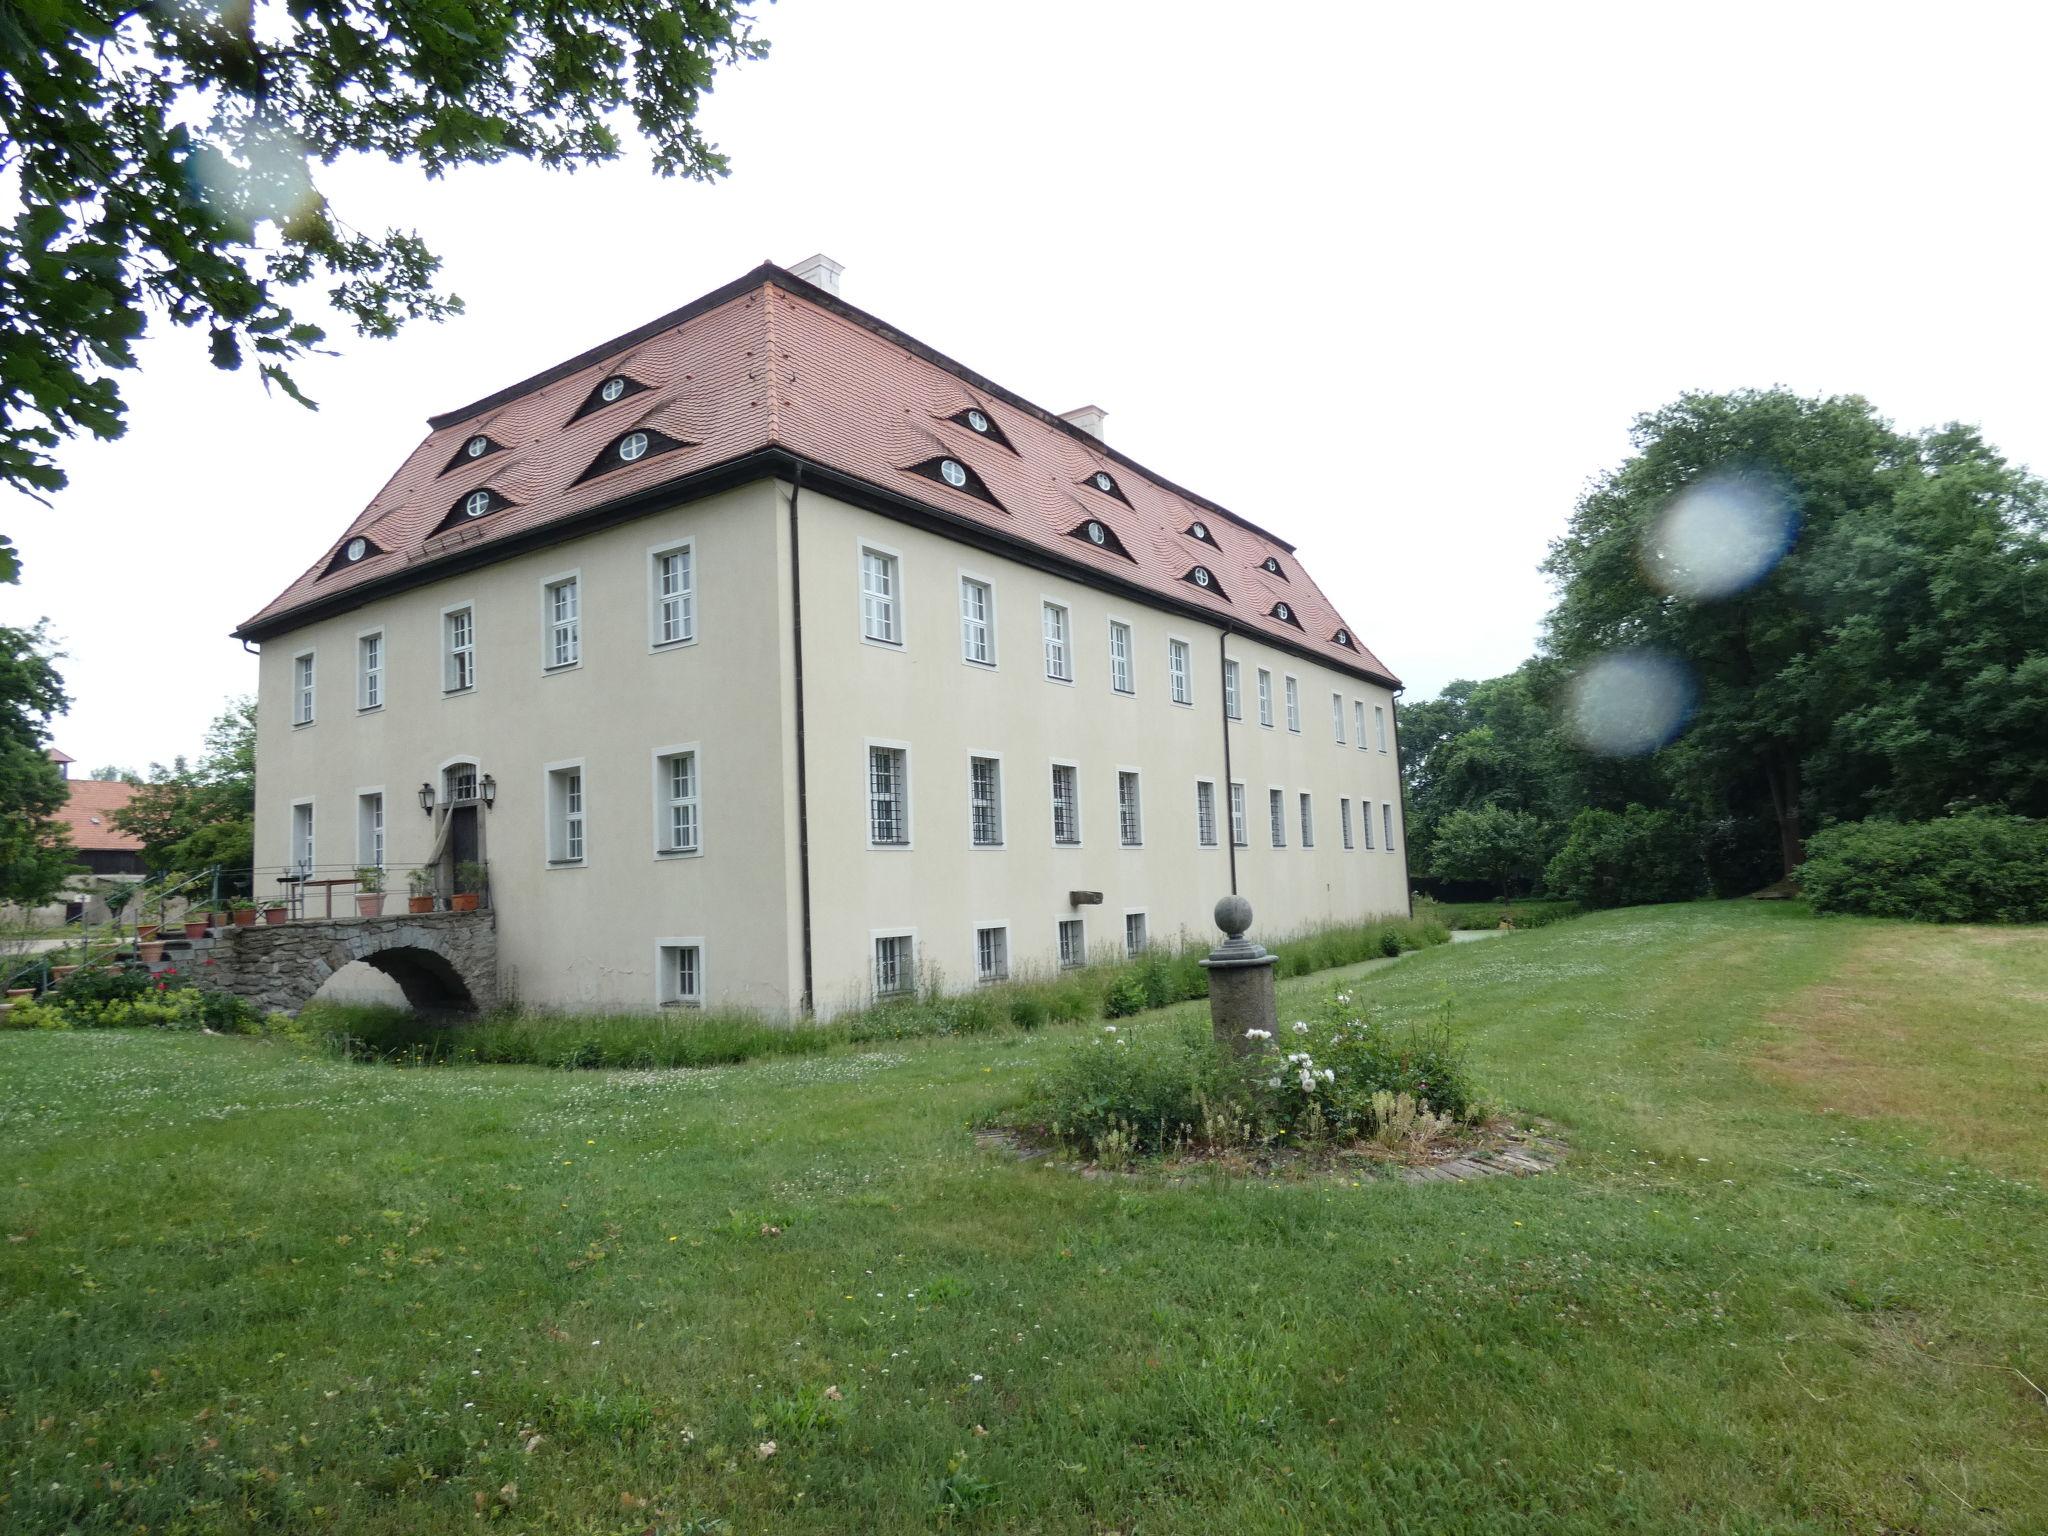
[56,777,142,853]
[236,265,1399,687]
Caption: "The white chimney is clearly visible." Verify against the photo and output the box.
[1059,404,1108,441]
[788,253,844,296]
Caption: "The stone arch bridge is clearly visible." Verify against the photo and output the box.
[195,912,498,1015]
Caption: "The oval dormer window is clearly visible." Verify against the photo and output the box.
[601,377,627,403]
[1191,521,1208,540]
[464,490,491,518]
[618,431,649,463]
[465,435,489,459]
[1275,601,1292,622]
[1335,628,1350,645]
[966,408,990,434]
[345,537,367,562]
[1092,472,1115,494]
[1086,521,1107,545]
[939,458,968,488]
[1192,566,1213,588]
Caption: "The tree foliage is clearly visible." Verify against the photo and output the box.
[1543,806,1705,910]
[1427,803,1550,902]
[0,0,768,504]
[0,623,81,907]
[113,698,257,878]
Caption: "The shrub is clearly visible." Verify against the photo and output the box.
[1544,805,1705,908]
[1026,1018,1239,1157]
[41,967,263,1033]
[1799,812,2048,922]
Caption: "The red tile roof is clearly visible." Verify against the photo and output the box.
[57,777,142,852]
[236,265,1398,687]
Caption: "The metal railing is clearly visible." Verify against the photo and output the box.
[267,861,493,920]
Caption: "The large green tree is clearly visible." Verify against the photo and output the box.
[0,0,768,510]
[1543,390,2048,877]
[113,698,256,879]
[0,623,81,907]
[1427,803,1549,903]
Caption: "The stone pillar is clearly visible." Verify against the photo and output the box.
[1199,894,1277,1057]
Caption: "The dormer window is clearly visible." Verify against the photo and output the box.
[439,432,504,474]
[1261,555,1288,580]
[320,532,386,575]
[345,537,368,562]
[1182,565,1229,600]
[573,427,687,483]
[1269,600,1304,630]
[1065,518,1135,562]
[945,406,1016,452]
[1332,628,1357,650]
[967,409,989,433]
[905,455,1004,510]
[618,431,649,463]
[1092,472,1114,493]
[465,435,490,459]
[568,372,649,422]
[428,486,512,535]
[463,489,493,518]
[1185,520,1218,546]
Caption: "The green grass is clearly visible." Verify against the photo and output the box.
[1414,895,1583,930]
[3,903,2044,1533]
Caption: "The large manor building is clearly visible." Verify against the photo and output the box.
[237,260,1410,1016]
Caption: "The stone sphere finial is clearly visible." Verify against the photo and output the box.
[1214,894,1253,940]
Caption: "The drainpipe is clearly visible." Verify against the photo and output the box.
[1390,687,1410,918]
[1218,627,1238,896]
[787,471,816,1015]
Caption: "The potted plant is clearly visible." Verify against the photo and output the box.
[228,898,258,928]
[261,899,288,925]
[182,910,210,939]
[451,860,486,913]
[407,867,436,914]
[139,937,167,964]
[354,866,387,918]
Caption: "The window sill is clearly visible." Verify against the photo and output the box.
[859,635,905,652]
[546,859,587,869]
[357,704,384,715]
[1044,673,1074,686]
[542,662,582,676]
[656,846,703,859]
[867,842,914,852]
[659,999,703,1010]
[649,636,698,653]
[443,685,476,698]
[970,841,1005,852]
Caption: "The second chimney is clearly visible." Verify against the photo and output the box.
[1059,404,1109,441]
[788,253,844,295]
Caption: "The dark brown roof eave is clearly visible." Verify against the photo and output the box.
[232,448,1401,691]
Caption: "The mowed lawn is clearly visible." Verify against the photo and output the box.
[2,905,2044,1534]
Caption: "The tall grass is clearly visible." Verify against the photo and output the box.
[306,913,1449,1071]
[1413,896,1582,932]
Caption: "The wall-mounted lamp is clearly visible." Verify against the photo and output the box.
[479,773,497,810]
[418,781,436,816]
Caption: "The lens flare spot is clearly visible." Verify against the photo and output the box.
[1642,473,1798,601]
[1565,650,1695,757]
[187,115,323,232]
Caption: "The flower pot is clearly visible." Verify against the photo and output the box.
[232,908,258,928]
[140,941,166,963]
[408,895,435,914]
[355,893,387,918]
[137,923,159,941]
[183,919,209,939]
[450,892,480,913]
[51,965,76,981]
[261,906,287,926]
[5,988,30,1000]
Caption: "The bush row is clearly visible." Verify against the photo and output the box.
[3,965,264,1033]
[1412,897,1582,932]
[1799,812,2048,922]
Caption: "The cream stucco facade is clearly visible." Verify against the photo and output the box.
[253,477,1409,1017]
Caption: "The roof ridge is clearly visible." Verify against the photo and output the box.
[759,281,782,442]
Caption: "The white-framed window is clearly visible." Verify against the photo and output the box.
[1383,801,1398,851]
[655,748,700,855]
[290,799,314,873]
[544,576,580,669]
[1195,779,1218,848]
[1050,761,1080,845]
[1117,770,1143,847]
[959,575,994,666]
[860,545,901,645]
[1229,781,1248,847]
[356,790,384,868]
[1269,788,1287,848]
[1376,705,1389,752]
[1332,693,1345,744]
[650,541,695,648]
[656,940,703,1007]
[1108,620,1134,695]
[1123,911,1148,957]
[1257,668,1273,728]
[867,744,910,848]
[444,605,476,693]
[969,755,1004,847]
[873,931,916,998]
[975,924,1010,985]
[1362,798,1376,850]
[1042,601,1071,681]
[1057,917,1085,971]
[1300,792,1315,848]
[1224,659,1242,719]
[357,632,383,711]
[1285,675,1301,733]
[1168,638,1192,705]
[1354,700,1367,751]
[1341,796,1354,850]
[292,652,315,726]
[546,763,585,864]
[444,759,479,804]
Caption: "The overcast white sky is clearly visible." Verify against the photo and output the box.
[7,0,2045,771]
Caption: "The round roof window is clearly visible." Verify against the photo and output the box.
[1092,472,1115,494]
[600,377,627,403]
[1275,602,1292,621]
[1335,629,1349,645]
[939,458,968,488]
[464,490,491,518]
[1192,566,1213,588]
[1190,521,1208,540]
[1263,556,1282,574]
[618,431,649,462]
[1086,521,1106,545]
[966,408,990,434]
[465,435,488,458]
[345,537,367,562]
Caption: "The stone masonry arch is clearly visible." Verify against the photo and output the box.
[196,912,497,1015]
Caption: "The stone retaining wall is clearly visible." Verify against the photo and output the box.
[194,911,497,1014]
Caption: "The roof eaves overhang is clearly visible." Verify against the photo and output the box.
[232,449,1401,691]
